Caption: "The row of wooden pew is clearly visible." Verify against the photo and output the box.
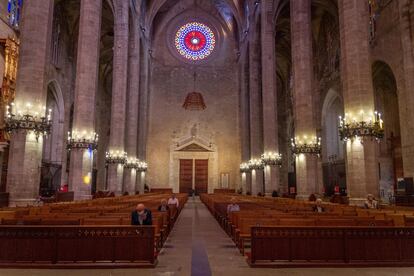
[201,193,414,268]
[0,193,188,268]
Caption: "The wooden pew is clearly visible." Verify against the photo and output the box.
[0,225,156,268]
[248,226,414,267]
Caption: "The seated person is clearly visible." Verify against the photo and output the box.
[312,198,325,213]
[309,194,317,202]
[227,198,240,216]
[168,194,179,208]
[364,194,378,209]
[158,199,170,212]
[131,203,152,225]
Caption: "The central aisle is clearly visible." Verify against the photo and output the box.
[154,197,249,275]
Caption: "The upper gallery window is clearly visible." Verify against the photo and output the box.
[175,22,216,61]
[7,0,22,28]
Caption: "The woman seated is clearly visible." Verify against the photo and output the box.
[364,194,378,209]
[158,199,170,212]
[312,198,325,213]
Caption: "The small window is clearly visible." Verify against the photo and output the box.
[7,0,23,28]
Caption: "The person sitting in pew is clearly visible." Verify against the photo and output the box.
[131,203,153,225]
[312,198,325,213]
[364,194,378,209]
[158,199,170,212]
[167,194,179,208]
[227,198,240,217]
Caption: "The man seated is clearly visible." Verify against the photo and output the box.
[158,199,170,212]
[364,194,378,209]
[167,194,179,208]
[227,198,240,217]
[312,198,325,213]
[131,203,152,225]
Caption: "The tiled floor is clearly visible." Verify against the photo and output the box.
[1,198,414,276]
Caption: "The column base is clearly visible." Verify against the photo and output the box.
[348,198,366,207]
[9,198,38,207]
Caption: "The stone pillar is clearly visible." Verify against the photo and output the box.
[398,0,414,180]
[290,0,318,199]
[261,0,280,195]
[123,12,140,195]
[249,17,264,196]
[239,45,250,194]
[68,0,102,200]
[6,0,54,206]
[137,40,150,193]
[107,0,129,194]
[338,0,379,203]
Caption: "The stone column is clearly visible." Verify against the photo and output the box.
[290,0,318,199]
[249,17,264,196]
[68,0,102,200]
[137,40,150,194]
[261,0,280,195]
[398,0,414,180]
[107,0,129,194]
[338,0,379,203]
[6,0,54,206]
[123,12,140,195]
[239,45,250,194]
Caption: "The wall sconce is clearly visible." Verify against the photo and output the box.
[261,151,282,167]
[339,110,384,142]
[248,158,264,170]
[291,135,321,156]
[67,130,98,151]
[240,162,250,173]
[124,157,139,169]
[137,161,148,172]
[105,150,127,165]
[5,102,52,140]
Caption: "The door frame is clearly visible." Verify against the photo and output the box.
[170,138,218,194]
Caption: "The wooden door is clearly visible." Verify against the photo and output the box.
[179,159,193,194]
[195,159,208,195]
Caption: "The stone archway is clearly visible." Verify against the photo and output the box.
[372,60,401,202]
[40,80,66,196]
[321,88,346,196]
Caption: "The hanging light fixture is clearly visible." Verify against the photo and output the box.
[183,71,206,110]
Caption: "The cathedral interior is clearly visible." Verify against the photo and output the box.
[1,0,414,274]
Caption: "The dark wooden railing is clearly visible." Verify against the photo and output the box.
[0,225,156,268]
[249,226,414,267]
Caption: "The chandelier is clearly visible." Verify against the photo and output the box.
[261,151,282,167]
[183,71,206,111]
[5,102,52,140]
[248,158,264,171]
[67,130,98,151]
[137,161,148,172]
[105,150,127,164]
[338,110,384,142]
[240,162,250,173]
[291,135,321,155]
[124,157,139,169]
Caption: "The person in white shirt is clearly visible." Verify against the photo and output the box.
[167,194,179,208]
[364,194,378,209]
[227,198,240,217]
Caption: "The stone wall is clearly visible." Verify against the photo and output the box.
[146,9,241,191]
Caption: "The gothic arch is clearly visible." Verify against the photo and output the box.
[372,60,402,200]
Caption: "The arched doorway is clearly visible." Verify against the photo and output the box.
[372,61,401,202]
[321,89,346,196]
[40,81,65,197]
